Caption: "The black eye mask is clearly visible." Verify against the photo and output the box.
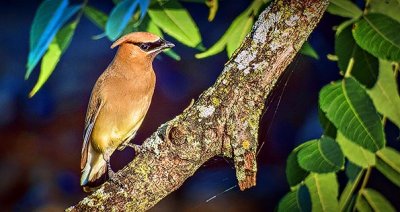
[127,39,164,52]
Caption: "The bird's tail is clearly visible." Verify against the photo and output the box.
[80,152,107,192]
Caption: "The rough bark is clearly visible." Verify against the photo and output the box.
[67,0,328,211]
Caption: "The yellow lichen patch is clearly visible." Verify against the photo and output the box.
[135,163,151,179]
[248,110,261,130]
[242,140,250,150]
[212,97,220,106]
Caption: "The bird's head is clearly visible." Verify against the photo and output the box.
[111,32,174,58]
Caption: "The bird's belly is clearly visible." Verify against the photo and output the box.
[111,99,150,143]
[91,93,152,151]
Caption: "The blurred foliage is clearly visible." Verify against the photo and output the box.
[26,0,317,96]
[25,0,400,210]
[279,0,400,211]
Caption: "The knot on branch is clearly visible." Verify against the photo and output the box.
[168,126,185,145]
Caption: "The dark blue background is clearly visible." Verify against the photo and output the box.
[1,0,398,211]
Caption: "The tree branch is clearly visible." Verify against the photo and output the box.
[67,0,328,211]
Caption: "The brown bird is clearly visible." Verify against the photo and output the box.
[80,32,174,191]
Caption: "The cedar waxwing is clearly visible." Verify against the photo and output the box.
[80,32,174,192]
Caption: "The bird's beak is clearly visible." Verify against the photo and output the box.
[160,39,175,50]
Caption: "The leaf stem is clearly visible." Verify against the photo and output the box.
[364,0,370,8]
[360,167,371,190]
[344,58,354,78]
[363,0,371,14]
[76,0,89,22]
[352,167,371,212]
[339,168,364,212]
[382,116,387,126]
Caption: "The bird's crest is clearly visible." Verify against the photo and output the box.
[111,32,160,49]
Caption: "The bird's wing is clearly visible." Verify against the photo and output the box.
[81,82,104,170]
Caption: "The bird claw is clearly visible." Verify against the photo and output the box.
[122,143,143,155]
[108,169,127,190]
[110,177,127,190]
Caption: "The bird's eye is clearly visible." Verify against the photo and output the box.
[140,43,150,51]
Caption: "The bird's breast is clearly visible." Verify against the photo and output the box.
[105,77,154,140]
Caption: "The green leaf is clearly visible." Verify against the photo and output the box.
[195,4,253,59]
[148,0,201,48]
[327,0,362,18]
[318,107,337,138]
[359,188,396,212]
[305,173,339,212]
[336,132,375,168]
[335,25,378,88]
[367,60,400,128]
[345,161,363,182]
[28,0,67,78]
[356,195,373,212]
[369,0,400,23]
[340,162,364,211]
[163,49,181,60]
[341,195,357,212]
[105,0,140,40]
[376,147,400,187]
[278,185,311,212]
[137,0,150,23]
[83,6,108,30]
[26,0,80,79]
[195,37,227,58]
[319,77,385,152]
[286,141,314,187]
[299,42,319,60]
[226,15,253,57]
[29,21,78,97]
[353,14,400,61]
[141,16,161,36]
[286,152,309,188]
[30,0,67,49]
[195,31,230,59]
[297,137,344,173]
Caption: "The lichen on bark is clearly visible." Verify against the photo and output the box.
[68,0,329,211]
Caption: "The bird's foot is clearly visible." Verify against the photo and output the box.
[122,143,143,154]
[108,169,127,190]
